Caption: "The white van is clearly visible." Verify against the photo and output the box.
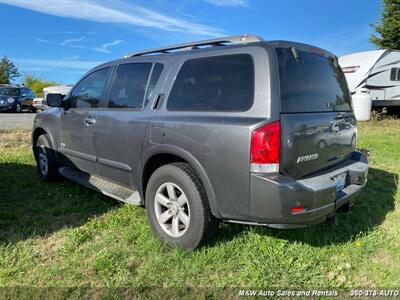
[33,85,72,111]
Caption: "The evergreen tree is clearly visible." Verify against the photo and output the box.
[370,0,400,49]
[0,55,20,84]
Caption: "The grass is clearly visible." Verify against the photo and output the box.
[0,119,399,298]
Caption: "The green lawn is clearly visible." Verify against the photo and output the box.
[0,120,399,297]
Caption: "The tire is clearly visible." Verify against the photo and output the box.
[30,107,37,113]
[351,134,356,149]
[145,162,216,250]
[15,102,22,113]
[34,134,59,181]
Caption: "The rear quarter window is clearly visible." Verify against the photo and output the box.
[167,54,254,112]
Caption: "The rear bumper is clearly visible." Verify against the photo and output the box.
[244,151,368,228]
[32,101,48,110]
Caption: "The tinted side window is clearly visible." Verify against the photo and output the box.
[22,88,30,97]
[145,63,164,102]
[391,68,400,81]
[27,89,35,98]
[109,63,152,109]
[71,68,110,108]
[167,54,254,112]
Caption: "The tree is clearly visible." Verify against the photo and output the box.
[23,75,58,97]
[0,56,20,84]
[370,0,400,49]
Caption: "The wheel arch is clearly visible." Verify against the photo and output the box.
[140,145,220,218]
[32,125,56,151]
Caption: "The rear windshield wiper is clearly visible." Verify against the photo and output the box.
[290,46,300,62]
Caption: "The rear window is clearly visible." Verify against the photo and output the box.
[277,47,352,113]
[167,54,254,112]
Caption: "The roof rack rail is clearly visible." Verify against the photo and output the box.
[124,34,263,58]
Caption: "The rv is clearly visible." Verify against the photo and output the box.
[339,50,400,110]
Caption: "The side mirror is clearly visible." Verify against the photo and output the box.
[46,93,63,107]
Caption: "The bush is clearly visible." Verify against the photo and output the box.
[23,75,58,97]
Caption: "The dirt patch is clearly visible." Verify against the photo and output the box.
[0,130,31,150]
[372,249,397,267]
[35,233,67,265]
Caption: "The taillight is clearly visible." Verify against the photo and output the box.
[250,121,280,173]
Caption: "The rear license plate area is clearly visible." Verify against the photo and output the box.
[333,172,347,191]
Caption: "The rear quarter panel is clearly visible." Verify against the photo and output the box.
[147,44,279,219]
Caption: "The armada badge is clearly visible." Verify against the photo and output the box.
[297,153,319,163]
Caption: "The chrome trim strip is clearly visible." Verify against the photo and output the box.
[97,157,132,172]
[59,147,96,163]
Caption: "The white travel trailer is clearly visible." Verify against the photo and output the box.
[339,50,400,109]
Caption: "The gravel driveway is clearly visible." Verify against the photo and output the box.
[0,113,36,130]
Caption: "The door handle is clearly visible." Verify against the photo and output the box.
[84,117,96,126]
[152,94,164,110]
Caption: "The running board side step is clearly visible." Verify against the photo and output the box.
[58,167,142,205]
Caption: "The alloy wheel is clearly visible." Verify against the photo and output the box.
[154,182,190,237]
[38,146,48,176]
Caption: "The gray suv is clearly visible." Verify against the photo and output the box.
[32,34,368,249]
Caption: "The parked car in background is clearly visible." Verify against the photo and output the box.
[32,34,368,250]
[0,84,36,113]
[32,97,44,111]
[33,85,72,111]
[313,121,357,149]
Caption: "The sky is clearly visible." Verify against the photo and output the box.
[0,0,382,85]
